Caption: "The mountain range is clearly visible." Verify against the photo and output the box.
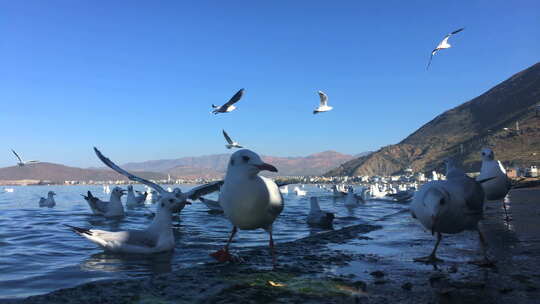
[326,62,540,177]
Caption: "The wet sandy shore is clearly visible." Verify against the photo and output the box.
[6,188,540,304]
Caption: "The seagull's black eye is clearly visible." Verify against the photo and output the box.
[242,156,250,162]
[439,198,445,205]
[169,199,174,203]
[482,152,485,156]
[230,159,235,166]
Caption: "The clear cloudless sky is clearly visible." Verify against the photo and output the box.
[0,0,539,167]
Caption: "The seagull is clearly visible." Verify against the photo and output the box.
[426,28,464,70]
[11,149,39,167]
[199,197,224,213]
[210,149,283,267]
[410,158,495,266]
[331,184,347,197]
[477,148,512,220]
[82,187,126,217]
[65,148,223,254]
[212,89,245,114]
[126,185,147,207]
[39,191,56,207]
[344,186,364,207]
[293,186,307,196]
[307,197,334,228]
[313,91,333,114]
[149,190,160,204]
[223,130,243,149]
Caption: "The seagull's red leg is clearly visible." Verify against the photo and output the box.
[269,230,277,268]
[210,226,237,262]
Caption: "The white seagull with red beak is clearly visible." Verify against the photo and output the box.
[211,149,283,267]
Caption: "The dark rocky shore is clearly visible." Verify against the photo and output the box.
[6,188,540,304]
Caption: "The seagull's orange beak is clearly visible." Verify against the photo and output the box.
[256,163,278,173]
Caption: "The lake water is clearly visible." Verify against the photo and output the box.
[0,184,409,299]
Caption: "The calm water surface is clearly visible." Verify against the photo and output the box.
[0,184,409,299]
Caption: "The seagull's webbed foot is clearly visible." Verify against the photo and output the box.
[414,254,443,264]
[468,257,496,268]
[210,249,242,263]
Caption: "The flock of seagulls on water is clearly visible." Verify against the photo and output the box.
[5,26,514,268]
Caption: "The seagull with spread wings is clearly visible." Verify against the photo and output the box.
[427,28,464,70]
[223,130,243,149]
[313,91,333,114]
[212,89,245,114]
[65,148,223,254]
[11,149,39,167]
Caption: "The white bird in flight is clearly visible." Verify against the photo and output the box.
[65,148,222,254]
[11,149,39,167]
[222,130,243,149]
[313,91,333,114]
[210,149,283,267]
[212,89,245,114]
[427,28,464,70]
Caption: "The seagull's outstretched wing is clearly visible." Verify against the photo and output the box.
[94,147,166,194]
[222,88,245,108]
[426,52,435,70]
[222,130,234,145]
[318,91,328,106]
[11,149,23,163]
[450,28,464,35]
[186,180,224,200]
[26,160,40,164]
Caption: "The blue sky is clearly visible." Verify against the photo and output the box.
[0,0,539,167]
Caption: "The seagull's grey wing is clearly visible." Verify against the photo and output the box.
[11,149,23,163]
[426,52,435,70]
[222,130,234,145]
[318,91,328,106]
[94,147,166,194]
[186,180,224,200]
[222,88,245,107]
[450,28,464,35]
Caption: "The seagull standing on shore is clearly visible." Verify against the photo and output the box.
[477,148,512,220]
[66,148,222,254]
[313,91,333,114]
[212,89,244,114]
[410,158,494,266]
[223,130,243,149]
[39,191,56,207]
[210,149,283,267]
[426,28,464,70]
[11,149,39,167]
[307,197,334,228]
[82,187,126,217]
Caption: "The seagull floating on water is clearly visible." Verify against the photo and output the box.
[293,186,307,196]
[66,148,222,254]
[126,185,147,207]
[210,149,283,267]
[82,187,125,217]
[11,149,39,167]
[39,191,56,207]
[212,89,244,114]
[223,130,243,149]
[344,187,363,207]
[313,91,333,114]
[410,158,494,266]
[427,28,464,70]
[477,148,512,220]
[307,197,334,228]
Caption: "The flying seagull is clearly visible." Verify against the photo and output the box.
[223,130,243,149]
[65,148,223,254]
[212,89,245,114]
[313,91,333,114]
[11,149,39,167]
[427,28,464,70]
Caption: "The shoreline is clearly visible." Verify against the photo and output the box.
[5,188,540,303]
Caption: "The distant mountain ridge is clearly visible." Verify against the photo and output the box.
[326,62,540,176]
[123,150,358,177]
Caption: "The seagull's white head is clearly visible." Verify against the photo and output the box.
[112,187,126,198]
[48,191,56,196]
[127,185,133,191]
[158,190,190,213]
[481,148,494,161]
[421,187,449,234]
[227,149,278,178]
